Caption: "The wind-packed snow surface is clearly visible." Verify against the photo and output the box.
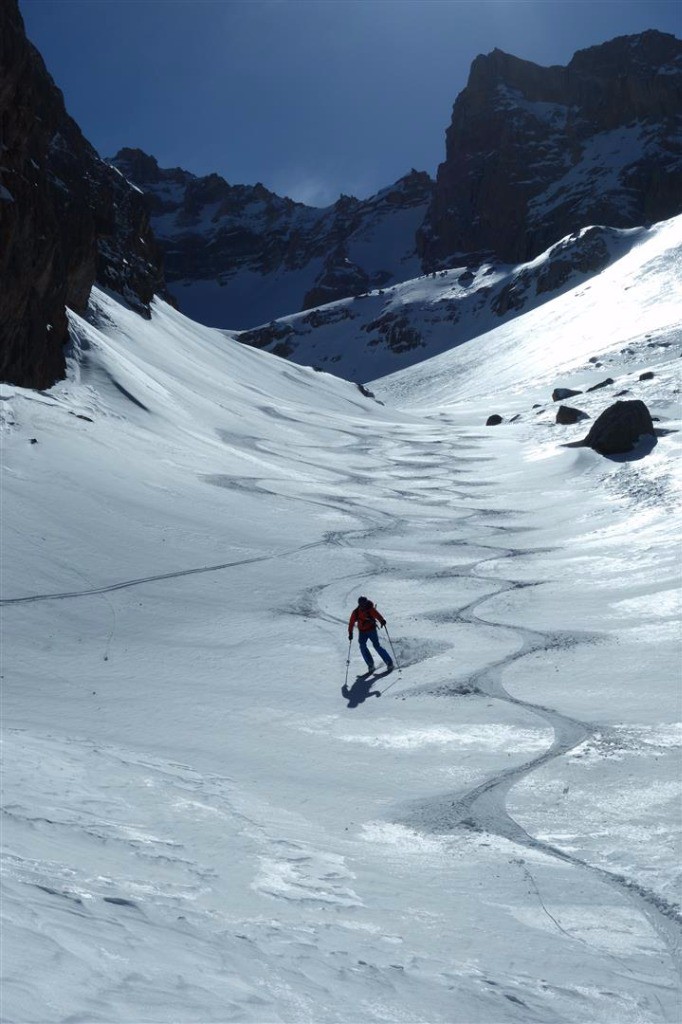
[2,216,682,1023]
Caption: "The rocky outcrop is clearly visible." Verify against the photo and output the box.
[111,150,433,328]
[581,399,655,454]
[535,227,613,295]
[420,31,682,268]
[302,250,371,310]
[552,387,583,402]
[586,377,615,392]
[0,0,167,389]
[361,311,425,355]
[556,405,589,425]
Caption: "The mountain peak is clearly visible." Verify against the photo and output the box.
[113,147,162,182]
[568,29,682,75]
[420,31,682,267]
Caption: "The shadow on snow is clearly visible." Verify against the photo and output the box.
[342,669,393,708]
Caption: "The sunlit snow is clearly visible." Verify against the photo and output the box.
[2,216,681,1022]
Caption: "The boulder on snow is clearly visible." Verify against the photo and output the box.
[556,405,589,425]
[581,400,655,455]
[639,370,655,381]
[486,414,503,426]
[586,377,614,392]
[552,387,582,402]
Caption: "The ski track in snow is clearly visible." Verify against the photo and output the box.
[5,424,681,985]
[278,429,682,978]
[397,541,682,953]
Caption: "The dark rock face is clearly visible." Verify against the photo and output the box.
[582,399,655,454]
[361,311,425,355]
[535,228,612,295]
[111,150,433,328]
[586,377,615,392]
[486,414,503,426]
[420,31,682,268]
[302,250,371,310]
[552,387,583,402]
[556,405,589,425]
[0,1,167,389]
[238,320,295,355]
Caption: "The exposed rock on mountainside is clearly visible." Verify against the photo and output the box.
[553,387,583,401]
[0,0,167,389]
[111,149,433,329]
[578,399,656,455]
[237,223,648,382]
[420,31,682,268]
[556,405,589,425]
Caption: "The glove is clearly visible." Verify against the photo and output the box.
[348,633,353,641]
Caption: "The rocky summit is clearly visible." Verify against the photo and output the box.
[110,149,434,330]
[419,31,682,268]
[0,0,169,390]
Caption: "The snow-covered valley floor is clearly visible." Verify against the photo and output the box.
[2,220,681,1023]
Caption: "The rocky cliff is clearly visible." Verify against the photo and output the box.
[0,0,167,389]
[111,149,433,329]
[419,31,682,267]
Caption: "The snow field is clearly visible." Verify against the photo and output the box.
[2,220,681,1023]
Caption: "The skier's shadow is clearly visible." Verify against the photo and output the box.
[342,670,392,708]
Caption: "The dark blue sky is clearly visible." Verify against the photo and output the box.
[21,0,681,206]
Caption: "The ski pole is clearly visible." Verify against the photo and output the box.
[344,637,352,688]
[379,676,400,696]
[384,625,401,672]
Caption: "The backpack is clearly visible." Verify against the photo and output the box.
[356,600,376,632]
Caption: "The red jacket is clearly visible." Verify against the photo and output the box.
[349,601,386,634]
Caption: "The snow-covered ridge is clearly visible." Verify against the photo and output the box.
[376,214,682,410]
[235,220,661,383]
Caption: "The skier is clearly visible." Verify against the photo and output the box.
[348,596,393,673]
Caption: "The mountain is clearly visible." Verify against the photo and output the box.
[419,31,682,267]
[110,148,433,329]
[3,20,680,391]
[112,31,681,341]
[0,0,169,390]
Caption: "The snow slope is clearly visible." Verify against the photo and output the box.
[234,220,661,383]
[1,217,681,1023]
